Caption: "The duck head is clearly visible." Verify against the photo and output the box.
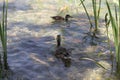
[65,14,73,22]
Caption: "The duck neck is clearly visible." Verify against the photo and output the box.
[65,17,68,22]
[57,35,61,47]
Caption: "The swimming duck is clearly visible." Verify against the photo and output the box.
[55,35,70,59]
[51,14,72,22]
[55,46,70,59]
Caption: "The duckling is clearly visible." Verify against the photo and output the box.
[55,35,70,59]
[51,14,72,22]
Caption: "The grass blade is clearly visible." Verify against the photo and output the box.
[0,0,9,70]
[106,0,120,76]
[79,0,93,31]
[97,0,101,19]
[80,58,107,70]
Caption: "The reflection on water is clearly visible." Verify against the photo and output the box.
[62,57,71,67]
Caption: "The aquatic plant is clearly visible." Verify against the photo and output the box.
[79,58,107,70]
[106,0,120,78]
[92,0,101,32]
[79,0,101,32]
[0,54,2,78]
[104,13,114,74]
[79,0,93,32]
[0,0,9,71]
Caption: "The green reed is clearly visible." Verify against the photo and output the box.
[0,52,2,78]
[105,13,114,74]
[79,0,101,32]
[0,0,9,70]
[106,0,120,78]
[92,0,101,32]
[79,0,93,32]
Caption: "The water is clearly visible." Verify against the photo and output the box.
[0,0,117,80]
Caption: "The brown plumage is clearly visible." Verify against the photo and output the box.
[55,46,70,59]
[51,14,72,22]
[54,34,72,67]
[55,35,70,59]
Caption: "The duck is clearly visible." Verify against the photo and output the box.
[55,46,70,58]
[55,35,70,59]
[51,14,72,22]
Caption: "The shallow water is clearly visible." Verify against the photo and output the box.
[0,0,117,80]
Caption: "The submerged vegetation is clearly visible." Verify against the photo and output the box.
[0,0,120,80]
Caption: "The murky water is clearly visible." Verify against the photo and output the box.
[0,0,118,80]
